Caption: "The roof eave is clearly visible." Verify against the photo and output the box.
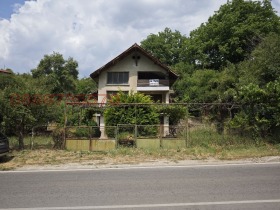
[90,43,178,79]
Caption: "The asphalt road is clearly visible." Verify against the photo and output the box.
[0,163,280,210]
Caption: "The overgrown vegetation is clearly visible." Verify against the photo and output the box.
[1,0,279,150]
[1,140,279,170]
[104,91,160,137]
[141,0,280,141]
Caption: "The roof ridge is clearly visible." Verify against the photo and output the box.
[90,43,178,79]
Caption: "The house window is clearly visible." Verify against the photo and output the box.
[107,72,129,84]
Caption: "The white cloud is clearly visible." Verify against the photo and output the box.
[1,0,278,78]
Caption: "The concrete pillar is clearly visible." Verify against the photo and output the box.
[99,115,108,139]
[165,92,170,104]
[93,113,100,124]
[163,91,170,137]
[163,116,169,137]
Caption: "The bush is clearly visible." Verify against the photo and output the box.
[104,91,159,134]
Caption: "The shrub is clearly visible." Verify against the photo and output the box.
[104,91,159,136]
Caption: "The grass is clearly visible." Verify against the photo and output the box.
[9,135,53,149]
[188,126,263,147]
[1,126,279,171]
[0,143,279,171]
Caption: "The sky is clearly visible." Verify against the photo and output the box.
[0,0,279,78]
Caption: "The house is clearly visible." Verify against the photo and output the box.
[0,69,12,74]
[90,43,178,139]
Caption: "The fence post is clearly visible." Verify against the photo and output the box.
[116,125,119,148]
[185,121,188,148]
[135,125,138,148]
[63,103,67,149]
[30,127,35,150]
[134,104,137,148]
[89,126,92,151]
[160,125,163,148]
[185,106,189,148]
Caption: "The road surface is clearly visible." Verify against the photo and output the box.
[0,163,280,209]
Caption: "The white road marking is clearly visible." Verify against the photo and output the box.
[1,199,280,209]
[0,161,279,173]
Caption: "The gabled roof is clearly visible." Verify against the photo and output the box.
[90,43,178,80]
[0,69,12,74]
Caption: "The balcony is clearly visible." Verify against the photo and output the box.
[137,79,169,87]
[137,79,170,91]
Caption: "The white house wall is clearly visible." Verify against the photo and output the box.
[97,51,168,103]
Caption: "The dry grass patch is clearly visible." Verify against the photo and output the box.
[0,143,279,170]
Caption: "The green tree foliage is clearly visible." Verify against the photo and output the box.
[174,69,221,103]
[157,105,187,125]
[0,53,99,149]
[31,52,79,93]
[0,74,63,149]
[173,69,235,133]
[104,91,159,126]
[104,92,160,137]
[74,77,97,101]
[140,27,188,67]
[231,82,280,139]
[188,0,280,70]
[239,33,280,86]
[75,78,97,94]
[65,106,101,138]
[231,33,280,139]
[169,1,280,137]
[172,62,195,75]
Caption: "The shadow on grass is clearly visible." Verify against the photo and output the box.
[0,154,14,164]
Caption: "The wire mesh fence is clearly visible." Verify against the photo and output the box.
[4,119,261,151]
[65,126,101,139]
[8,125,54,150]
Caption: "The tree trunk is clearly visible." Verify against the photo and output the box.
[18,122,25,150]
[18,131,24,150]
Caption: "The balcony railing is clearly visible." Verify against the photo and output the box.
[137,79,169,87]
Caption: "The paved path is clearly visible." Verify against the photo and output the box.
[0,163,280,210]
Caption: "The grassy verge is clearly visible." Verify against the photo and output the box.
[1,127,279,171]
[0,143,279,171]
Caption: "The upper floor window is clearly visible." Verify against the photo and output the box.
[107,72,129,84]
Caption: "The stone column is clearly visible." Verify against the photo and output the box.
[93,113,100,125]
[163,91,170,137]
[99,115,108,139]
[165,92,170,104]
[163,116,169,137]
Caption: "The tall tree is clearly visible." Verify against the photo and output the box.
[0,74,63,149]
[31,52,79,93]
[73,77,97,101]
[75,78,97,94]
[231,33,280,138]
[173,69,220,103]
[140,27,188,67]
[188,0,280,70]
[238,32,280,86]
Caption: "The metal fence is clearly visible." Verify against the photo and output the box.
[7,125,53,150]
[4,119,256,150]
